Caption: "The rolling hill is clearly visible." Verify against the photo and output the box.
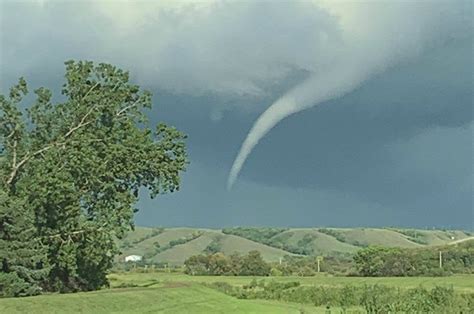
[117,227,471,266]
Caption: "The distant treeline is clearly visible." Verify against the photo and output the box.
[184,240,473,277]
[221,227,287,246]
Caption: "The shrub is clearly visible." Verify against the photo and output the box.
[0,272,42,297]
[184,251,271,276]
[209,280,474,313]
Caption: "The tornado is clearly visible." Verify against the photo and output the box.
[227,62,368,190]
[226,1,468,190]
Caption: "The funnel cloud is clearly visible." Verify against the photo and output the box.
[227,1,470,189]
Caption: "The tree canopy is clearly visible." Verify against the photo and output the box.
[184,251,271,276]
[0,60,187,295]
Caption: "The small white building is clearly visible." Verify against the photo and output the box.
[125,255,142,262]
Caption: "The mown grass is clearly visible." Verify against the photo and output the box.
[0,282,357,313]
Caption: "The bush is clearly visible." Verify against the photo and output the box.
[209,280,474,313]
[270,267,283,276]
[184,251,271,276]
[0,272,42,297]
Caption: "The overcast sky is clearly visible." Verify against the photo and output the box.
[1,0,472,229]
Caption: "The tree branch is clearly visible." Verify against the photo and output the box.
[6,86,101,185]
[64,96,100,138]
[46,226,106,239]
[81,82,100,102]
[6,144,55,185]
[116,99,140,116]
[5,129,15,139]
[11,139,17,170]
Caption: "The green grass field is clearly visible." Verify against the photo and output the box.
[2,272,473,313]
[0,284,334,314]
[5,227,473,313]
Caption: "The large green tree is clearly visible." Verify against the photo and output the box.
[0,61,187,295]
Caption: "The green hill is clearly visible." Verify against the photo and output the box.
[117,227,471,265]
[150,231,294,266]
[271,229,359,255]
[323,228,423,248]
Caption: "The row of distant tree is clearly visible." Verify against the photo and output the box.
[183,240,473,277]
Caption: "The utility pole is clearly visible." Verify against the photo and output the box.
[316,256,323,273]
[439,251,443,269]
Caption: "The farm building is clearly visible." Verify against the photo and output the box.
[124,255,142,262]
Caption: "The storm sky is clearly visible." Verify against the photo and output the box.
[1,1,472,229]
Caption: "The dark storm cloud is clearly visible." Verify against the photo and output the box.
[1,1,472,229]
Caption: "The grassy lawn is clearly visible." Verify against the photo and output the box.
[0,283,358,314]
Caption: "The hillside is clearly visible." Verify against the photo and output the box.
[117,227,471,265]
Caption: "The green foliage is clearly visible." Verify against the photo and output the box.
[143,231,203,261]
[271,254,354,277]
[318,228,347,243]
[184,251,271,276]
[295,234,317,255]
[168,232,202,247]
[0,272,40,298]
[204,236,223,255]
[150,227,165,237]
[210,279,474,313]
[353,246,397,276]
[240,250,271,276]
[129,227,166,247]
[390,228,429,245]
[0,61,187,295]
[221,228,326,256]
[265,232,294,249]
[354,242,474,277]
[222,227,287,245]
[0,191,49,297]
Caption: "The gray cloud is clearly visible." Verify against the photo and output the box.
[1,0,472,229]
[1,1,339,99]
